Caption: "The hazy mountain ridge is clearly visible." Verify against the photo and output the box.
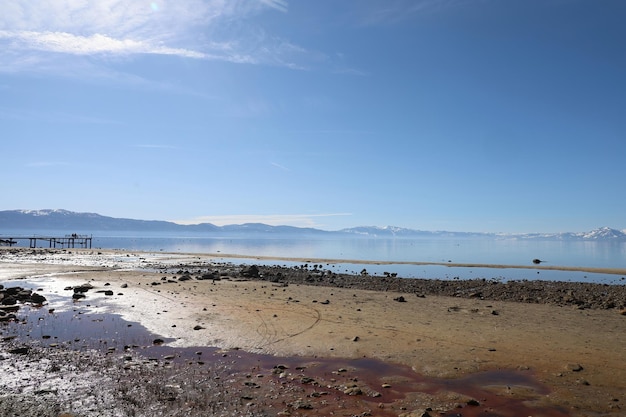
[338,225,490,238]
[0,210,327,235]
[1,210,625,240]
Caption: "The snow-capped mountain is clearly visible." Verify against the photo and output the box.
[500,227,626,241]
[576,226,626,240]
[1,210,625,240]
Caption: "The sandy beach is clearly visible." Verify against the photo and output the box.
[1,247,625,417]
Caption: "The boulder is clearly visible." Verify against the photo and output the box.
[1,296,17,306]
[241,265,260,278]
[73,284,93,294]
[30,292,47,305]
[17,290,33,300]
[8,346,30,355]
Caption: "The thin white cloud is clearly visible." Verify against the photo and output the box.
[358,0,471,26]
[0,107,121,125]
[270,162,291,171]
[172,213,352,228]
[0,31,206,58]
[0,0,308,73]
[260,0,288,13]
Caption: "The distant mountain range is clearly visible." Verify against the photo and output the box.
[1,209,625,241]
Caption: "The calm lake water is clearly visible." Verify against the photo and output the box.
[3,230,626,284]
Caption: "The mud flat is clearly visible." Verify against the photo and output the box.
[1,247,625,417]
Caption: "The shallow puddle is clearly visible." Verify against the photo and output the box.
[1,298,571,417]
[1,305,174,351]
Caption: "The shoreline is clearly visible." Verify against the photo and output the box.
[195,251,626,276]
[4,246,626,276]
[1,247,625,416]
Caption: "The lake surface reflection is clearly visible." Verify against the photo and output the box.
[6,231,626,284]
[89,233,626,284]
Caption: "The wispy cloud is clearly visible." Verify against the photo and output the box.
[0,0,307,73]
[358,0,471,26]
[172,213,352,228]
[0,107,121,125]
[270,162,291,171]
[0,31,206,58]
[260,0,289,13]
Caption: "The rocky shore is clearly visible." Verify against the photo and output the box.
[150,261,626,311]
[1,248,625,417]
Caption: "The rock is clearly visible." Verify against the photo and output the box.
[30,292,47,304]
[121,283,128,288]
[72,293,86,300]
[290,399,313,409]
[73,284,93,294]
[199,272,217,280]
[104,290,114,296]
[1,296,17,305]
[567,363,584,372]
[193,325,205,330]
[394,296,406,302]
[4,287,23,296]
[241,265,260,278]
[343,386,363,396]
[8,346,30,355]
[17,290,32,300]
[153,338,165,345]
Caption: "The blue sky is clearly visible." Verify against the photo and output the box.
[1,0,625,233]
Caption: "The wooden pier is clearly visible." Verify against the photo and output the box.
[0,234,92,249]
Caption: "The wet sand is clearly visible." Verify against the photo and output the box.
[1,248,625,416]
